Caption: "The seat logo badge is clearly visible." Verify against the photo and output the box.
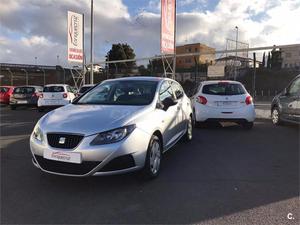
[59,137,66,144]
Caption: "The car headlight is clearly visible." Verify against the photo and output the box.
[90,124,136,145]
[32,124,44,142]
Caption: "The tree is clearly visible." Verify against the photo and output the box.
[106,43,136,74]
[262,52,266,68]
[267,51,271,69]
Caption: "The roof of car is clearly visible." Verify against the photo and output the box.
[200,80,243,85]
[81,84,95,87]
[14,85,43,88]
[44,84,68,87]
[105,76,171,82]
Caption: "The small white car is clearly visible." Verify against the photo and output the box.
[191,80,255,129]
[38,84,76,112]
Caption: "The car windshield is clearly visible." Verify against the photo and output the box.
[75,80,158,105]
[43,86,64,92]
[202,83,246,95]
[13,87,35,94]
[0,87,9,93]
[79,86,93,93]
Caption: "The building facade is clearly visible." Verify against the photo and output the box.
[176,43,216,69]
[281,45,300,69]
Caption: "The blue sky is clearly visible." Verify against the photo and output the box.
[0,0,299,66]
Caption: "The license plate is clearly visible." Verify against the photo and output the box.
[45,100,59,105]
[43,149,82,164]
[17,100,27,104]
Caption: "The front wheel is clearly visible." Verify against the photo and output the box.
[142,135,162,179]
[271,107,281,125]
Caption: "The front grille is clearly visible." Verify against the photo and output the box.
[47,133,83,149]
[34,155,101,175]
[99,154,135,172]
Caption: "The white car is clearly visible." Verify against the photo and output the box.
[191,80,255,129]
[38,84,76,112]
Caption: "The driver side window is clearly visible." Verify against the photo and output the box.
[159,81,174,102]
[288,78,300,96]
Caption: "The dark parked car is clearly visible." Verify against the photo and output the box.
[10,86,43,110]
[271,74,300,125]
[0,86,15,105]
[76,84,94,97]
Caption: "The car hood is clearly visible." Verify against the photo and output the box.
[39,104,148,135]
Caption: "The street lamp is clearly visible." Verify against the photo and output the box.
[5,68,13,85]
[21,69,29,85]
[235,26,239,80]
[35,56,37,65]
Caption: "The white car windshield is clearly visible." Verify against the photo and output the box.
[75,80,158,105]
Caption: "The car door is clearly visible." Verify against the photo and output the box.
[157,81,179,150]
[280,77,300,122]
[171,81,186,133]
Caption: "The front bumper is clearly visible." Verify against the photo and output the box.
[30,127,151,177]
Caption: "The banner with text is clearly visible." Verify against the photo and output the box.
[161,0,176,54]
[67,11,83,63]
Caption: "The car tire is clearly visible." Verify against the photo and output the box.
[10,105,16,110]
[242,121,254,130]
[38,107,44,112]
[142,135,162,179]
[184,116,193,142]
[271,107,281,125]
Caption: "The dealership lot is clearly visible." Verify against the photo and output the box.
[1,106,299,224]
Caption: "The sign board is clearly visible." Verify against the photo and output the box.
[161,0,176,54]
[67,11,83,63]
[207,65,225,77]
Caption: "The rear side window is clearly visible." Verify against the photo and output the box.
[43,86,65,92]
[159,81,174,102]
[171,82,184,99]
[0,87,9,93]
[202,83,246,95]
[13,87,35,94]
[79,86,93,93]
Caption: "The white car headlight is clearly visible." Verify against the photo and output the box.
[32,124,44,142]
[90,125,136,145]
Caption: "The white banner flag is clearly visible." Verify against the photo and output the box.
[67,11,83,63]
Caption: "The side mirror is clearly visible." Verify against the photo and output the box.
[161,97,177,110]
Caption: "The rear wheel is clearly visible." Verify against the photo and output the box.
[142,135,162,179]
[242,121,253,130]
[271,107,281,125]
[10,105,16,110]
[184,116,193,141]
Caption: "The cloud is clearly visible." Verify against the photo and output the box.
[0,0,299,66]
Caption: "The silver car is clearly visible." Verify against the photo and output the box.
[30,77,193,178]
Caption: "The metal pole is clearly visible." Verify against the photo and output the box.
[172,0,177,80]
[21,69,28,85]
[63,67,66,84]
[235,26,238,80]
[6,68,13,85]
[42,69,46,85]
[90,0,94,84]
[253,52,256,99]
[35,57,37,65]
[82,13,85,85]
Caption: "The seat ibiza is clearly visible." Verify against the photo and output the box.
[30,77,193,178]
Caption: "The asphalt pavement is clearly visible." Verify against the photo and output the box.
[0,105,299,225]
